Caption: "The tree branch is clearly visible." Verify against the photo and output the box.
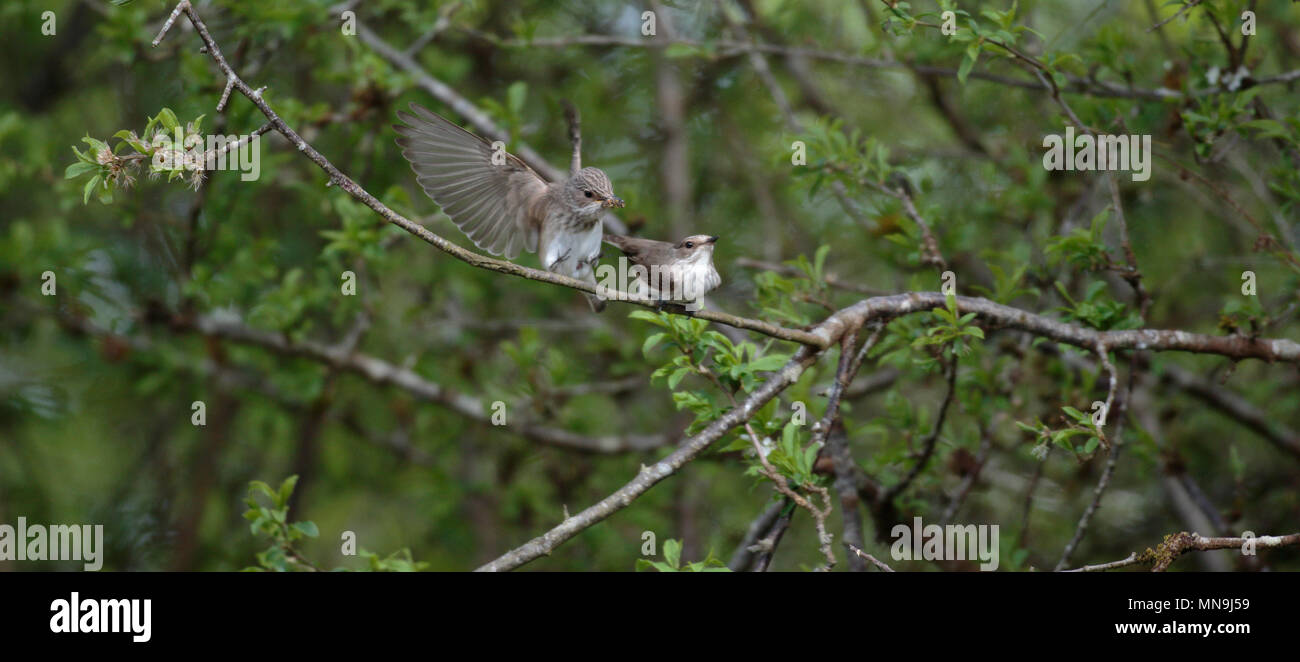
[461,27,1300,101]
[476,344,823,571]
[1063,532,1300,572]
[1158,364,1300,461]
[728,496,789,571]
[177,312,671,454]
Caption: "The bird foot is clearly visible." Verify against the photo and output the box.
[547,249,573,272]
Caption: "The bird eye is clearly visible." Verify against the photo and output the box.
[684,242,694,249]
[583,190,593,198]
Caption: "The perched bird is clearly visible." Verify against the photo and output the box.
[603,234,721,308]
[393,103,623,312]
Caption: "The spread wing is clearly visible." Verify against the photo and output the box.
[394,103,546,259]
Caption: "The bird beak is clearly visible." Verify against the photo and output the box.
[707,235,719,244]
[602,196,625,209]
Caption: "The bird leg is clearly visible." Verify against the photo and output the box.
[547,248,572,272]
[656,302,691,316]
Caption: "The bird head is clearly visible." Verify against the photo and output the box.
[566,167,623,215]
[674,234,719,263]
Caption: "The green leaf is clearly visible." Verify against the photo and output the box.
[65,161,98,179]
[1238,119,1290,140]
[782,419,798,447]
[663,43,700,59]
[813,244,830,281]
[1050,431,1074,451]
[506,81,527,117]
[82,175,101,204]
[957,50,979,85]
[1061,406,1088,422]
[250,480,276,499]
[663,538,682,569]
[641,332,666,357]
[155,107,180,132]
[746,353,790,372]
[81,136,109,156]
[667,367,691,390]
[628,310,670,327]
[95,178,113,205]
[1229,446,1245,481]
[802,443,820,477]
[278,475,299,508]
[291,521,320,538]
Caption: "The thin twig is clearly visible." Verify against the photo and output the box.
[881,355,958,503]
[938,425,993,525]
[728,497,789,571]
[1054,358,1135,571]
[847,545,895,572]
[464,28,1300,101]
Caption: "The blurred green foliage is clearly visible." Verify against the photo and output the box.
[2,0,1298,571]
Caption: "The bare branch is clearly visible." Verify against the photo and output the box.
[1147,0,1203,33]
[847,545,896,572]
[1062,553,1140,573]
[1159,364,1300,461]
[175,313,670,454]
[1147,532,1300,572]
[728,497,789,571]
[823,325,886,570]
[1064,532,1300,572]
